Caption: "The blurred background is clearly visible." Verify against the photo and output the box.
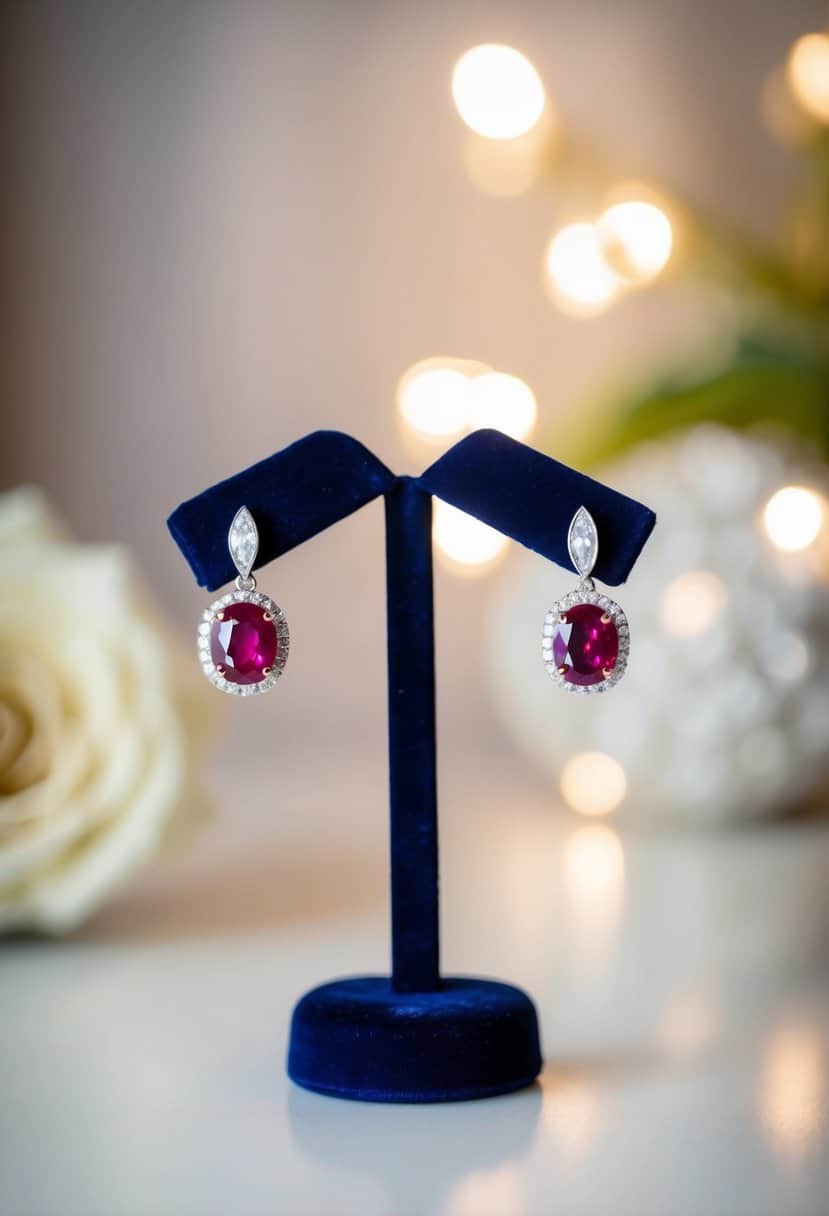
[3,3,829,1214]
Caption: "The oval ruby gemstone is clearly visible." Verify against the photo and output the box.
[552,603,618,686]
[210,602,278,685]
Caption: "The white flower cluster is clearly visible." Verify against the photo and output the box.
[490,425,829,823]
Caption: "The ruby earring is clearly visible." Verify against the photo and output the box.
[197,506,289,695]
[542,506,629,693]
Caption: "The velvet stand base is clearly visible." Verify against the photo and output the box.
[287,976,542,1103]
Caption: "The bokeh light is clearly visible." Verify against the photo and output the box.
[432,500,509,574]
[761,1023,826,1158]
[462,120,550,197]
[542,1079,602,1158]
[544,222,621,316]
[786,33,829,124]
[396,360,473,444]
[451,45,545,140]
[660,570,728,638]
[397,358,537,456]
[560,751,627,815]
[446,1164,522,1216]
[598,200,673,282]
[562,823,625,962]
[563,823,625,904]
[466,371,537,441]
[763,485,825,551]
[399,359,536,572]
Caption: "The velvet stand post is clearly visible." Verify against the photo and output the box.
[288,476,542,1102]
[168,429,656,1104]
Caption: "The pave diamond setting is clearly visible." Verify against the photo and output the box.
[542,593,629,694]
[198,589,289,695]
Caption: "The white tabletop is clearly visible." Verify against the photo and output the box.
[2,741,828,1216]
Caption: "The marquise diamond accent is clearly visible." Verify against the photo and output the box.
[228,506,259,580]
[567,506,598,579]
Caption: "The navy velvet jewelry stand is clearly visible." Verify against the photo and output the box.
[168,428,655,1104]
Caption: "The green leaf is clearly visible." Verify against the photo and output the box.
[568,340,829,467]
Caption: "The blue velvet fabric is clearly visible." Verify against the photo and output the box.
[421,428,655,584]
[385,479,439,993]
[168,431,394,591]
[288,977,542,1103]
[167,429,656,1103]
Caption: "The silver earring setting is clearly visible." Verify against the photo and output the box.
[197,506,289,695]
[542,506,629,693]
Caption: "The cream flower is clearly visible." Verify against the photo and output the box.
[0,486,211,932]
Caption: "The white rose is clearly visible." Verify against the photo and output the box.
[0,486,213,932]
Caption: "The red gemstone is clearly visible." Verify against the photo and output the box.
[552,603,618,686]
[210,602,278,685]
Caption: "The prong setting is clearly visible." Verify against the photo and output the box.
[198,588,289,696]
[542,589,629,693]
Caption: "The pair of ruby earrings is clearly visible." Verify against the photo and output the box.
[198,504,629,695]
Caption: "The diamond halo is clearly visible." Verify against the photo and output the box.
[198,588,290,696]
[542,588,630,694]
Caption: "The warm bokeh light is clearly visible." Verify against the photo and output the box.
[544,222,620,316]
[598,200,673,283]
[761,1023,826,1158]
[433,499,509,573]
[562,823,625,963]
[446,1164,522,1216]
[560,751,627,815]
[452,44,545,140]
[467,371,537,441]
[396,360,474,443]
[563,824,625,904]
[397,358,537,455]
[787,33,829,124]
[660,570,727,638]
[461,112,553,197]
[763,485,825,551]
[542,1079,602,1158]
